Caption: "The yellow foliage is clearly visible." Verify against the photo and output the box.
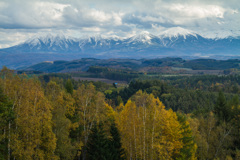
[116,91,183,160]
[105,103,116,122]
[73,83,109,147]
[2,75,57,160]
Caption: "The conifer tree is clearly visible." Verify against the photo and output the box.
[65,79,73,95]
[175,113,197,160]
[109,122,125,160]
[86,123,110,160]
[214,91,231,122]
[0,87,14,160]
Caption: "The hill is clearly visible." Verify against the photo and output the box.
[24,58,240,74]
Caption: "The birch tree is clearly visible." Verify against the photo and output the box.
[1,72,57,160]
[117,91,183,160]
[46,81,75,160]
[73,83,108,159]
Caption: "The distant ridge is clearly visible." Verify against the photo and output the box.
[1,27,240,69]
[24,58,240,73]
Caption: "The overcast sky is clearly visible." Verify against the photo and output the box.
[0,0,239,48]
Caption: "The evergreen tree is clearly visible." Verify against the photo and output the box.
[86,123,110,160]
[65,79,73,95]
[230,95,240,151]
[229,95,239,112]
[175,113,197,160]
[214,91,231,122]
[116,96,123,106]
[0,88,14,160]
[109,122,125,160]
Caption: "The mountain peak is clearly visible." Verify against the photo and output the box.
[41,33,67,43]
[130,31,155,44]
[159,27,197,39]
[25,33,68,46]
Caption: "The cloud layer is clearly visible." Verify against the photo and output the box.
[0,0,239,48]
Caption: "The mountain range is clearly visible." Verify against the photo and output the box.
[1,27,240,69]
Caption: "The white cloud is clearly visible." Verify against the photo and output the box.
[88,9,111,22]
[82,27,102,32]
[0,0,240,48]
[0,30,36,48]
[112,12,124,25]
[35,2,70,20]
[168,4,225,19]
[0,1,8,8]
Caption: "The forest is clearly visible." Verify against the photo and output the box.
[1,66,240,160]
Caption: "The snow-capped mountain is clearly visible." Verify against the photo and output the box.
[6,34,78,53]
[128,31,155,44]
[1,28,240,69]
[159,27,198,39]
[4,31,239,54]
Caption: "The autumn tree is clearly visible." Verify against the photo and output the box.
[0,71,57,160]
[73,83,108,160]
[189,113,234,160]
[46,81,75,160]
[116,91,183,159]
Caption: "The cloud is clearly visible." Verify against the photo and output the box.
[167,4,225,19]
[0,1,70,29]
[0,29,38,48]
[62,5,124,29]
[0,0,240,48]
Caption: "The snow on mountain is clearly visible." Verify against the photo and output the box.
[1,29,240,56]
[199,29,240,39]
[25,38,41,47]
[26,34,65,45]
[1,29,240,69]
[159,27,198,39]
[78,35,113,49]
[128,31,156,44]
[13,28,201,52]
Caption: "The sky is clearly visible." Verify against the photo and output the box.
[0,0,239,48]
